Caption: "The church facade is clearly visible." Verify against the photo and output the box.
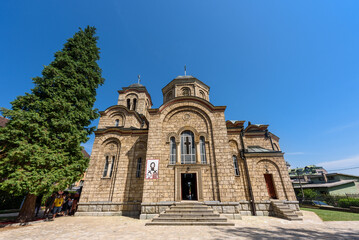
[77,75,299,219]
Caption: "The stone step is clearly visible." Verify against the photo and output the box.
[146,202,235,226]
[159,213,220,217]
[286,217,302,221]
[175,201,205,205]
[270,201,302,221]
[275,205,289,209]
[146,222,235,226]
[171,205,210,209]
[152,217,228,222]
[279,209,295,213]
[166,209,214,213]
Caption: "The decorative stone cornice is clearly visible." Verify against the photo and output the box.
[244,152,284,158]
[156,97,226,114]
[95,127,149,136]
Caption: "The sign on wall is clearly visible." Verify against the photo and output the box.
[145,159,159,179]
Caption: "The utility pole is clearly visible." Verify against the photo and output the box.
[296,170,305,202]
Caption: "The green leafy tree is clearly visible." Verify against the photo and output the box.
[297,189,319,200]
[0,26,104,222]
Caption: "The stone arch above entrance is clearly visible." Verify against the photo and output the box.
[256,159,288,200]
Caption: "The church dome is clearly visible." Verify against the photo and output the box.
[162,75,210,103]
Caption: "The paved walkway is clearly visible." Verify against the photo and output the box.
[0,211,358,240]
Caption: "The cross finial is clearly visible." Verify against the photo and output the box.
[184,65,187,76]
[137,75,141,84]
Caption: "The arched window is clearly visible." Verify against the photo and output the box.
[103,156,115,178]
[181,131,196,164]
[115,119,119,127]
[273,143,279,151]
[103,156,109,177]
[182,87,191,96]
[166,91,173,101]
[170,137,176,165]
[233,155,240,176]
[136,157,142,178]
[133,99,137,111]
[199,90,205,99]
[127,99,131,109]
[200,136,206,164]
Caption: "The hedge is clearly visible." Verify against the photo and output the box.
[338,198,359,208]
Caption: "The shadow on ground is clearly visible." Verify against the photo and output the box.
[210,226,359,240]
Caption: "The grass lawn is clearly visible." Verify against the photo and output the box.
[301,207,359,221]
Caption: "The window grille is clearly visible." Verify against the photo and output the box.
[233,155,240,176]
[181,131,196,164]
[103,156,109,177]
[109,156,115,177]
[170,137,176,164]
[136,158,142,178]
[200,136,207,164]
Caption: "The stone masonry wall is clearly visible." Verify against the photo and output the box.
[80,132,148,205]
[246,156,297,201]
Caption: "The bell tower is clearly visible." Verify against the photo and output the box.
[117,81,152,117]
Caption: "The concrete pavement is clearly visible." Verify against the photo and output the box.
[0,211,358,240]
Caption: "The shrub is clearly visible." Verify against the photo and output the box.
[338,198,359,208]
[296,189,319,200]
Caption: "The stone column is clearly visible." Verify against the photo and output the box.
[196,142,201,164]
[107,158,113,177]
[176,142,181,164]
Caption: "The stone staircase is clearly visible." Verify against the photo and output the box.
[270,200,302,221]
[145,201,235,226]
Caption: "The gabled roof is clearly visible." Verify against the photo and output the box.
[226,120,245,128]
[81,149,90,158]
[293,180,355,189]
[247,146,277,153]
[244,124,269,132]
[326,173,359,179]
[0,116,9,127]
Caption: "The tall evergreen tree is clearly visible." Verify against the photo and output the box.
[0,26,104,222]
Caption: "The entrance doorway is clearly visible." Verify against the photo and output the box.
[264,174,277,199]
[181,173,198,200]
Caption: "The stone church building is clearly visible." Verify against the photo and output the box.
[77,75,299,219]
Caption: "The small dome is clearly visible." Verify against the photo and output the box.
[128,83,144,88]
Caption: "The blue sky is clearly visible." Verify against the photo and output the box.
[1,1,359,175]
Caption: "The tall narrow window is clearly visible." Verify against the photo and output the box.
[133,99,137,111]
[200,136,207,164]
[181,131,196,164]
[115,119,119,127]
[103,156,109,177]
[127,99,131,109]
[170,137,176,165]
[233,155,240,176]
[136,158,142,178]
[108,156,115,177]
